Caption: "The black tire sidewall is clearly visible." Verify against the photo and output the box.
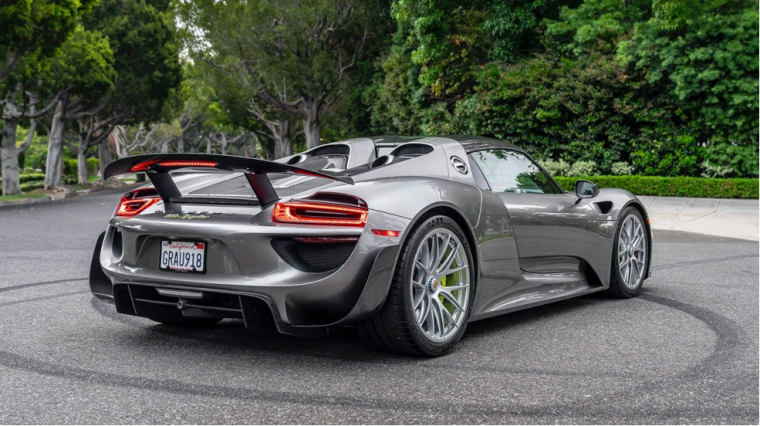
[399,215,475,355]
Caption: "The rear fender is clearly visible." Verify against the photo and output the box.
[89,231,114,303]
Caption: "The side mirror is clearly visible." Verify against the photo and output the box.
[575,179,600,198]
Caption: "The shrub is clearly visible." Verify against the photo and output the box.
[611,162,634,176]
[568,161,596,177]
[0,173,45,186]
[63,159,78,176]
[538,159,570,177]
[553,176,759,199]
[19,181,44,192]
[86,158,100,175]
[19,173,45,183]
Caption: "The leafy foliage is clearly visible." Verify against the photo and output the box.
[362,0,759,178]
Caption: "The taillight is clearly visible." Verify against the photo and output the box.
[129,159,218,172]
[116,189,160,217]
[272,201,368,227]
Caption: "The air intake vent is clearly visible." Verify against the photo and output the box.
[390,143,433,158]
[271,238,358,272]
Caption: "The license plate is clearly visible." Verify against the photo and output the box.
[160,240,206,273]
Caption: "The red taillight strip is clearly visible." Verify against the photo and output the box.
[272,201,368,227]
[116,197,159,217]
[130,160,158,172]
[129,159,218,172]
[157,160,218,168]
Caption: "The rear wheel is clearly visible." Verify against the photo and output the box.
[607,207,649,298]
[357,215,474,356]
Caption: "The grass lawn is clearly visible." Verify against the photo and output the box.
[0,193,49,202]
[89,175,98,183]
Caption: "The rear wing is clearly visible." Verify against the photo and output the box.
[104,154,353,208]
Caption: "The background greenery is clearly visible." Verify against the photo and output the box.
[1,0,758,199]
[353,0,758,178]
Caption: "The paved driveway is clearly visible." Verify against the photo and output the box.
[0,190,757,423]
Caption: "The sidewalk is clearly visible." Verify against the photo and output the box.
[639,196,758,242]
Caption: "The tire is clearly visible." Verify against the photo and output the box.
[357,214,475,356]
[607,206,650,298]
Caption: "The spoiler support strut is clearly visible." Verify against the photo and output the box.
[244,172,279,207]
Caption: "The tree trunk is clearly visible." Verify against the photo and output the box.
[176,137,184,153]
[98,137,112,179]
[220,134,228,155]
[273,119,292,159]
[302,97,320,150]
[1,118,21,195]
[77,134,89,185]
[206,137,212,154]
[44,100,66,190]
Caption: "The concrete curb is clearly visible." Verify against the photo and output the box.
[0,192,76,208]
[0,184,138,209]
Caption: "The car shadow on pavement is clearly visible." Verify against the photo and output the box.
[91,292,617,361]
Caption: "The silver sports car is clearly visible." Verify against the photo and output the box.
[90,136,652,356]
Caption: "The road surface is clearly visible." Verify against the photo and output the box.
[0,190,757,423]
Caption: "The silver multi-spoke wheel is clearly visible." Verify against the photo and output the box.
[618,214,647,288]
[410,229,470,342]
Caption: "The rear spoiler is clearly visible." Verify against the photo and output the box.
[104,154,353,208]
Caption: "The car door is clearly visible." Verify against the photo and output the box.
[468,149,598,270]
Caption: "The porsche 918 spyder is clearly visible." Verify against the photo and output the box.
[90,136,652,356]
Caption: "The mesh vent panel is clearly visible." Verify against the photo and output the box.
[295,242,356,271]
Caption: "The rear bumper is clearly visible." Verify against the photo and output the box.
[89,209,409,336]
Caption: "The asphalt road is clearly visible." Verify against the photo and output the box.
[0,189,757,424]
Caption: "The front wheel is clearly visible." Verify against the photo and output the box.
[607,207,650,298]
[357,215,474,356]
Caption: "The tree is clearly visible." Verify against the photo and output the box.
[618,0,759,176]
[0,0,97,194]
[42,27,115,189]
[0,0,97,80]
[179,0,379,153]
[59,0,182,184]
[0,89,58,194]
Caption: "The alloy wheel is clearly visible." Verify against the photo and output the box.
[410,229,471,342]
[618,214,647,288]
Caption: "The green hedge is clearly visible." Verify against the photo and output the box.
[63,158,100,176]
[19,181,44,192]
[0,173,45,185]
[20,173,45,183]
[554,176,759,199]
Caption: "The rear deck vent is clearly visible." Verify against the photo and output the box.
[369,155,393,169]
[286,154,307,165]
[390,143,433,158]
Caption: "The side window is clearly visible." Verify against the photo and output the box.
[467,155,490,190]
[469,149,556,194]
